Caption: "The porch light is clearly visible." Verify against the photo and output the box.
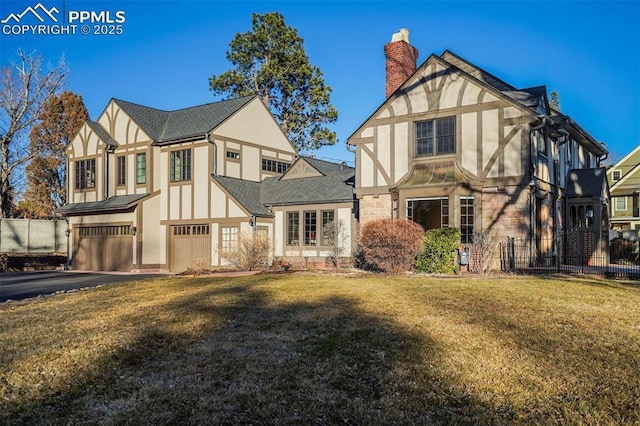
[131,226,137,236]
[65,229,70,237]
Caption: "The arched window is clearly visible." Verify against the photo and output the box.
[586,206,594,228]
[578,206,584,228]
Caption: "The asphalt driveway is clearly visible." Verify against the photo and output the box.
[0,271,169,302]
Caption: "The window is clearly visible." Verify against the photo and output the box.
[615,197,627,211]
[407,197,449,230]
[536,130,547,156]
[612,170,622,181]
[304,211,317,245]
[74,159,96,189]
[460,197,474,244]
[136,153,146,184]
[226,150,240,160]
[221,226,238,251]
[116,156,126,186]
[415,117,456,157]
[321,210,335,246]
[170,149,191,182]
[262,158,291,173]
[287,212,299,245]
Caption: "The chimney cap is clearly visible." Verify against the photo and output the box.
[390,28,410,43]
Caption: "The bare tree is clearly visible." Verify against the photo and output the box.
[323,219,348,268]
[0,50,67,217]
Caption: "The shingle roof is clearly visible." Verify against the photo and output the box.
[501,86,546,108]
[261,157,355,206]
[212,176,272,217]
[86,121,117,149]
[565,168,608,198]
[56,193,150,215]
[113,96,256,143]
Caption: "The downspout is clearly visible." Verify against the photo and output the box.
[104,146,114,200]
[206,133,217,176]
[529,117,547,266]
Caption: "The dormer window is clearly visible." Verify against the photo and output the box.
[612,169,622,181]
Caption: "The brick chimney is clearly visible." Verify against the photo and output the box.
[384,29,419,98]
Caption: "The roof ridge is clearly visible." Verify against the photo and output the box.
[114,95,256,114]
[441,49,517,91]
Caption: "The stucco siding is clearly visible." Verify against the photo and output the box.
[213,97,295,155]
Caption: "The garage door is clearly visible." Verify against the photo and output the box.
[170,224,211,272]
[74,225,133,271]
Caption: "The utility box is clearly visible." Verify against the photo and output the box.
[458,247,470,265]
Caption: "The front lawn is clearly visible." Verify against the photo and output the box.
[1,273,638,424]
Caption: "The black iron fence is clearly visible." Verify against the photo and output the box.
[500,230,640,279]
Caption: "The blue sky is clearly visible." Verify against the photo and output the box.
[1,0,639,165]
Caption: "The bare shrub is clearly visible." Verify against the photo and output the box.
[323,219,348,268]
[358,218,424,273]
[225,232,270,271]
[470,230,500,274]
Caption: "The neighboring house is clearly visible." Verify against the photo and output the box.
[607,145,640,232]
[347,29,610,267]
[57,95,353,272]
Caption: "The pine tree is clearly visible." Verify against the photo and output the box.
[209,12,337,152]
[22,92,88,218]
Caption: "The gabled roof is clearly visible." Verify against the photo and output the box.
[610,162,640,195]
[56,193,150,215]
[212,158,355,214]
[261,157,355,206]
[565,168,609,198]
[113,95,256,143]
[211,175,272,217]
[609,144,640,172]
[440,50,516,92]
[86,121,117,149]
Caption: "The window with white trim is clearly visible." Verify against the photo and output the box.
[612,169,622,181]
[460,197,474,244]
[615,196,627,211]
[221,226,238,251]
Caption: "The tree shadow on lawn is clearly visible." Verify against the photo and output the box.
[420,288,640,424]
[5,276,506,425]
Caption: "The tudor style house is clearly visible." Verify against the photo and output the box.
[607,145,640,232]
[57,96,355,272]
[347,29,610,267]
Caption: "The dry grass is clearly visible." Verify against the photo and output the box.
[1,273,639,424]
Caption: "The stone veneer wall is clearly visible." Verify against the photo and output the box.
[481,185,532,241]
[359,194,393,225]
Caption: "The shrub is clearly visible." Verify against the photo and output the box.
[323,219,348,268]
[225,232,270,271]
[415,227,460,274]
[358,219,424,273]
